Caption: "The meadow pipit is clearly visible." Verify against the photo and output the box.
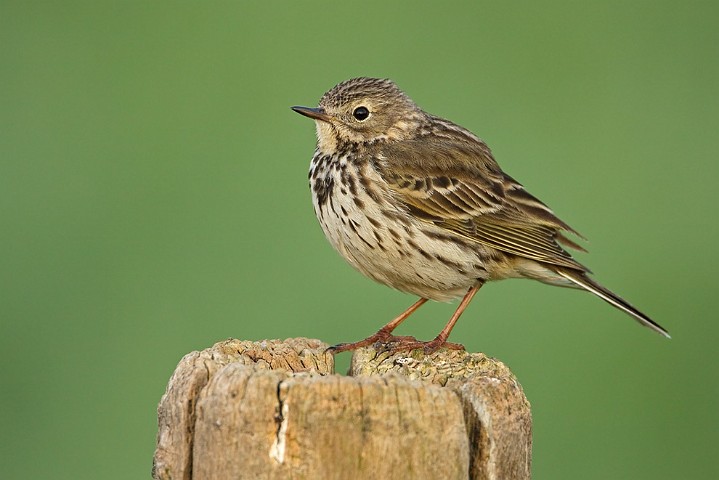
[292,77,669,353]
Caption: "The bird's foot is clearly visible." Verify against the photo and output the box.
[383,337,465,355]
[329,333,464,356]
[328,332,417,354]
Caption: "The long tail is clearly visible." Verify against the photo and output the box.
[556,269,670,338]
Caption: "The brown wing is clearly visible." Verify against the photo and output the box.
[375,132,588,271]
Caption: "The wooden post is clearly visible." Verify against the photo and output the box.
[153,338,531,480]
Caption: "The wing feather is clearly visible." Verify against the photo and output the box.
[374,130,587,271]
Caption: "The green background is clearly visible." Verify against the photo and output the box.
[2,1,717,478]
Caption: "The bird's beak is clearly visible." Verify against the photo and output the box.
[291,106,331,122]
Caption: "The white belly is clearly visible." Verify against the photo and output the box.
[310,154,489,302]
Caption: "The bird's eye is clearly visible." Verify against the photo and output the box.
[352,106,370,121]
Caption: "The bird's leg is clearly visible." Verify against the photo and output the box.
[328,297,428,353]
[387,282,484,355]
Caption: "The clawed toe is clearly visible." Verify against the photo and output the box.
[328,334,465,356]
[384,338,465,355]
[327,334,418,354]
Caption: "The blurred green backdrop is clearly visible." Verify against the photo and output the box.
[2,1,717,479]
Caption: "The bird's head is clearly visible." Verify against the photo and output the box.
[292,77,425,151]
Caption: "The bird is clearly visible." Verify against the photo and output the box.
[291,77,669,354]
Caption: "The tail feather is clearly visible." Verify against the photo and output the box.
[556,269,670,338]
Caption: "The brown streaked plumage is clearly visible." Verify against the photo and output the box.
[292,77,669,353]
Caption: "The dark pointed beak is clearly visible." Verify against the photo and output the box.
[291,106,331,122]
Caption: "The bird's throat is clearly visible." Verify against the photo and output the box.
[315,122,339,153]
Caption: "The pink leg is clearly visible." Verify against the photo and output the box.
[386,282,484,355]
[329,297,428,353]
